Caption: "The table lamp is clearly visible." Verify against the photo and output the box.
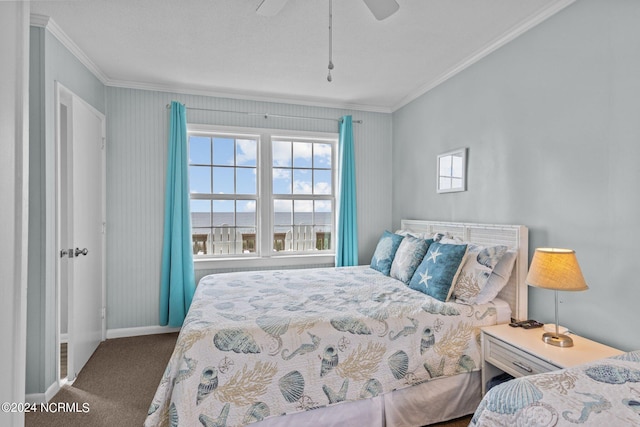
[525,248,588,347]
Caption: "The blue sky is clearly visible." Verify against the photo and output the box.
[189,136,333,220]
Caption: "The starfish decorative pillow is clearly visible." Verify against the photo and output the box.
[408,242,468,301]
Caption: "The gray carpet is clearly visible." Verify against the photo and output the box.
[26,333,178,427]
[25,332,472,426]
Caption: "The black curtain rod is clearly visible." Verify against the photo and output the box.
[165,104,362,124]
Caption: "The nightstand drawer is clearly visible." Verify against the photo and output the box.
[485,335,559,377]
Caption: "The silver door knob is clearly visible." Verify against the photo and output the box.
[75,247,89,256]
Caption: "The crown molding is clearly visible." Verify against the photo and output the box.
[391,0,577,112]
[105,79,392,114]
[30,14,110,84]
[29,13,50,28]
[29,13,390,114]
[33,0,578,116]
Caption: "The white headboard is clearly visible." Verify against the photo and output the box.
[400,219,529,321]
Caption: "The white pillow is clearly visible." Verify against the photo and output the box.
[453,244,508,304]
[474,250,517,304]
[440,236,464,245]
[395,229,445,242]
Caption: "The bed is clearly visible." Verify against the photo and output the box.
[471,350,640,426]
[145,220,529,427]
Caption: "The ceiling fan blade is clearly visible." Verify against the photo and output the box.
[362,0,399,20]
[256,0,290,17]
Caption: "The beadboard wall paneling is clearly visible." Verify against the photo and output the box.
[106,87,392,329]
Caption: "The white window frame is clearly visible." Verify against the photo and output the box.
[188,124,338,270]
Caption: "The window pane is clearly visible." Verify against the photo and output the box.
[189,136,210,164]
[314,143,332,168]
[273,168,291,194]
[237,200,256,227]
[314,169,332,195]
[213,200,234,226]
[293,169,312,194]
[191,200,211,228]
[192,228,210,255]
[237,139,257,167]
[451,156,463,178]
[213,166,234,194]
[293,142,312,168]
[314,200,332,221]
[439,156,452,177]
[294,200,313,225]
[240,228,257,253]
[190,165,211,194]
[236,167,256,195]
[273,228,289,251]
[315,228,331,250]
[274,199,292,225]
[439,177,452,190]
[272,140,291,167]
[213,137,235,166]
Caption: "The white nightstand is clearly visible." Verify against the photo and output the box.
[481,323,623,395]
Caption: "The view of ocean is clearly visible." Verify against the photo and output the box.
[191,212,332,232]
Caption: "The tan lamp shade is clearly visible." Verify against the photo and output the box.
[526,248,589,291]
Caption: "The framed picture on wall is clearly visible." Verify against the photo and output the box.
[437,148,467,193]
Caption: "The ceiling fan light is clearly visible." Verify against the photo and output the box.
[362,0,399,20]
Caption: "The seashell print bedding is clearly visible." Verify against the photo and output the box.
[472,350,640,426]
[145,266,503,427]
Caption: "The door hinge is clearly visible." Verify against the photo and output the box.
[101,137,106,150]
[102,222,106,234]
[101,307,106,319]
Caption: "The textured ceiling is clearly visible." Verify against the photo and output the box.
[30,0,574,111]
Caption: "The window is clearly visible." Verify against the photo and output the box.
[272,139,334,252]
[189,134,258,255]
[188,125,336,259]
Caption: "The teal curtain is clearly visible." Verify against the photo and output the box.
[336,115,358,266]
[160,101,195,327]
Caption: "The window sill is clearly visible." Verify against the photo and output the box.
[194,253,336,272]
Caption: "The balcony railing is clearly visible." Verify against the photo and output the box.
[192,227,331,255]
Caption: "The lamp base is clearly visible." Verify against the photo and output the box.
[542,332,573,347]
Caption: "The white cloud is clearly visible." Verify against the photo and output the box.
[273,168,291,180]
[314,143,332,166]
[314,200,332,212]
[314,182,331,195]
[293,180,313,194]
[236,139,257,165]
[274,199,292,212]
[241,200,256,212]
[272,140,291,167]
[294,200,313,213]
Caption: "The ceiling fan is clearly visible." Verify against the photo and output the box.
[256,0,400,21]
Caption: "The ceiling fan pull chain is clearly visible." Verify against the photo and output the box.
[327,0,334,82]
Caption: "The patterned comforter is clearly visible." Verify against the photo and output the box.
[472,350,640,426]
[145,266,502,427]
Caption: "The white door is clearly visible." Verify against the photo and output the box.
[58,86,105,381]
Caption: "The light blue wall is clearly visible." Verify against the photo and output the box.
[27,26,105,395]
[392,0,640,351]
[105,88,393,329]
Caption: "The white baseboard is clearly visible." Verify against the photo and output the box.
[25,380,60,404]
[106,325,180,339]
